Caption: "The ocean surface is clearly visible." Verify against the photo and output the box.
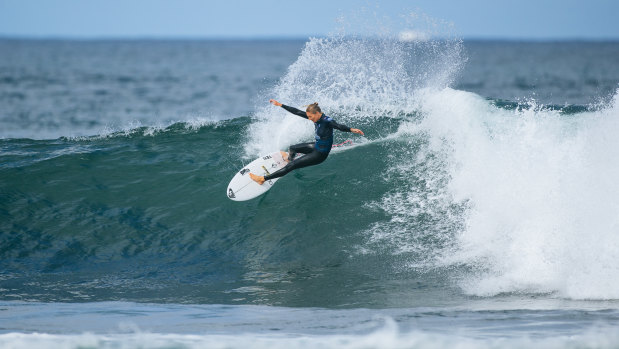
[1,34,619,348]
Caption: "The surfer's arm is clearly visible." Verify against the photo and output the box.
[330,120,351,132]
[330,120,365,135]
[270,99,308,119]
[281,104,309,119]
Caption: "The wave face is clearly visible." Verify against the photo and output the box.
[2,33,619,306]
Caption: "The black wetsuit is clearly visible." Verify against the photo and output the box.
[263,104,352,181]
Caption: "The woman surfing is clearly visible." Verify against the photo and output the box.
[249,99,364,185]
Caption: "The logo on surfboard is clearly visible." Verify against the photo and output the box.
[227,188,236,198]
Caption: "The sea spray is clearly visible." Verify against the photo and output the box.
[241,14,469,272]
[244,10,464,157]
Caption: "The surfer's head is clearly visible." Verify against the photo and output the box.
[305,102,322,122]
[306,102,321,114]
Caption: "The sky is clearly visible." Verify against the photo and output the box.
[0,0,618,40]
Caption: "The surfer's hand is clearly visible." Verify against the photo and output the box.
[269,99,282,107]
[351,128,364,136]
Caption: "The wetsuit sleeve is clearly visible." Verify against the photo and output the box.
[281,104,308,119]
[330,119,352,132]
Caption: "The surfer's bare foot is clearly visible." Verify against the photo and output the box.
[249,173,266,185]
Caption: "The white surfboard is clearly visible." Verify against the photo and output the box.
[227,151,289,201]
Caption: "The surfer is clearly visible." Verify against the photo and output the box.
[249,99,364,185]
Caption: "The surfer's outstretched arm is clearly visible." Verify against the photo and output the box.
[270,99,364,135]
[328,118,365,136]
[270,99,308,119]
[270,99,282,107]
[282,105,309,119]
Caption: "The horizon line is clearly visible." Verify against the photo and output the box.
[1,34,618,43]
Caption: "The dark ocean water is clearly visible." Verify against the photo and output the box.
[1,36,619,348]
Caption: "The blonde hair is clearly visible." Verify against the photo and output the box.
[305,102,322,114]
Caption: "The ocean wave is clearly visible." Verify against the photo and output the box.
[2,26,619,305]
[3,85,619,305]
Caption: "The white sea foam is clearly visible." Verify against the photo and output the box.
[427,89,619,300]
[2,324,618,349]
[369,87,619,299]
[374,87,619,300]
